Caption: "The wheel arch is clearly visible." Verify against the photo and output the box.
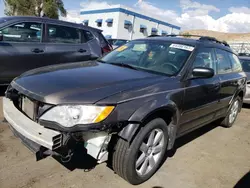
[238,90,244,100]
[118,99,180,150]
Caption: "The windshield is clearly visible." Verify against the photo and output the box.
[101,40,194,76]
[240,59,250,72]
[113,40,128,46]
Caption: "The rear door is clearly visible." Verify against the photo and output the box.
[0,21,45,84]
[216,49,245,109]
[43,23,91,66]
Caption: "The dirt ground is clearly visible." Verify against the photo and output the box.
[0,96,250,188]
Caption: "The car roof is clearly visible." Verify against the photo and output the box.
[135,36,233,53]
[0,16,102,32]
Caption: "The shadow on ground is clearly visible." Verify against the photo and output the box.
[0,86,7,96]
[234,172,250,188]
[58,122,218,173]
[242,103,250,109]
[167,123,218,157]
[54,143,97,171]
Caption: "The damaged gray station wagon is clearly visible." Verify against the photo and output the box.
[3,35,246,185]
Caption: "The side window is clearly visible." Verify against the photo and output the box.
[83,30,94,41]
[47,24,80,44]
[95,31,109,46]
[0,22,42,42]
[216,49,232,74]
[228,53,242,72]
[192,48,216,70]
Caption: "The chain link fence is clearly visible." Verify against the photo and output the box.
[228,42,250,54]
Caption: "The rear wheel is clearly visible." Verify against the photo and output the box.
[112,118,169,185]
[220,96,242,128]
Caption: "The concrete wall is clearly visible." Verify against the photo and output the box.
[81,12,120,38]
[80,5,180,40]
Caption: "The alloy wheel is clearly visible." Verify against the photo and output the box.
[136,128,165,176]
[229,100,239,124]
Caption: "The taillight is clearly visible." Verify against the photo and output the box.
[102,44,113,55]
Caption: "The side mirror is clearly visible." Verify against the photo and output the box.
[0,34,3,41]
[192,67,214,79]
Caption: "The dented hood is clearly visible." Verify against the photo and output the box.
[11,61,163,104]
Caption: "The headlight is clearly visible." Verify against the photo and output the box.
[40,105,114,127]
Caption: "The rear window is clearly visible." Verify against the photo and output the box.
[83,30,94,41]
[240,59,250,72]
[95,31,109,46]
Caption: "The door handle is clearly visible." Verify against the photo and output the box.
[207,83,220,91]
[31,48,44,53]
[211,83,220,90]
[78,49,87,53]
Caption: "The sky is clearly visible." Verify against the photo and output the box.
[1,0,250,33]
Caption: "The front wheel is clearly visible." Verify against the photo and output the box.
[112,118,169,185]
[220,96,242,128]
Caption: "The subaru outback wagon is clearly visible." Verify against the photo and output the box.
[0,16,112,85]
[3,36,246,185]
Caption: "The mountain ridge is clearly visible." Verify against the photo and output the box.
[181,30,250,42]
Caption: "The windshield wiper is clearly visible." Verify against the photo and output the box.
[97,59,138,70]
[97,59,107,63]
[109,62,138,70]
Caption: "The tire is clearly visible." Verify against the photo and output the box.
[112,118,169,185]
[220,96,242,128]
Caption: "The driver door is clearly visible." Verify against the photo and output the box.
[179,47,221,133]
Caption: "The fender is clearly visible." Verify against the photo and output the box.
[118,98,181,150]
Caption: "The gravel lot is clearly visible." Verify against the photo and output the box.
[0,94,249,188]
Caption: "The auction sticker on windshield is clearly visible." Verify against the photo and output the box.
[170,44,194,51]
[132,44,147,52]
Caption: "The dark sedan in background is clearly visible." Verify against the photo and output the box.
[0,16,112,85]
[239,53,250,103]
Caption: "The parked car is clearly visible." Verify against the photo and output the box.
[239,53,250,103]
[107,38,129,49]
[4,36,246,185]
[0,16,112,85]
[107,38,116,45]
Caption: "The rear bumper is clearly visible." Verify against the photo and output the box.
[3,97,62,150]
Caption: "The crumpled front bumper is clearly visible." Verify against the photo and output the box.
[3,97,111,163]
[3,97,62,151]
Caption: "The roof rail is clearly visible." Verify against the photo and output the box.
[147,34,161,37]
[238,53,250,56]
[147,34,230,47]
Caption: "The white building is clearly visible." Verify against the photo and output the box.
[80,5,181,40]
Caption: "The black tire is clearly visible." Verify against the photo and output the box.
[220,96,242,128]
[112,118,169,185]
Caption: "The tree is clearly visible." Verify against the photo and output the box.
[4,0,67,19]
[37,0,67,19]
[4,0,36,16]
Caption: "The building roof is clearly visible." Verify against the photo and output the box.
[80,5,180,30]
